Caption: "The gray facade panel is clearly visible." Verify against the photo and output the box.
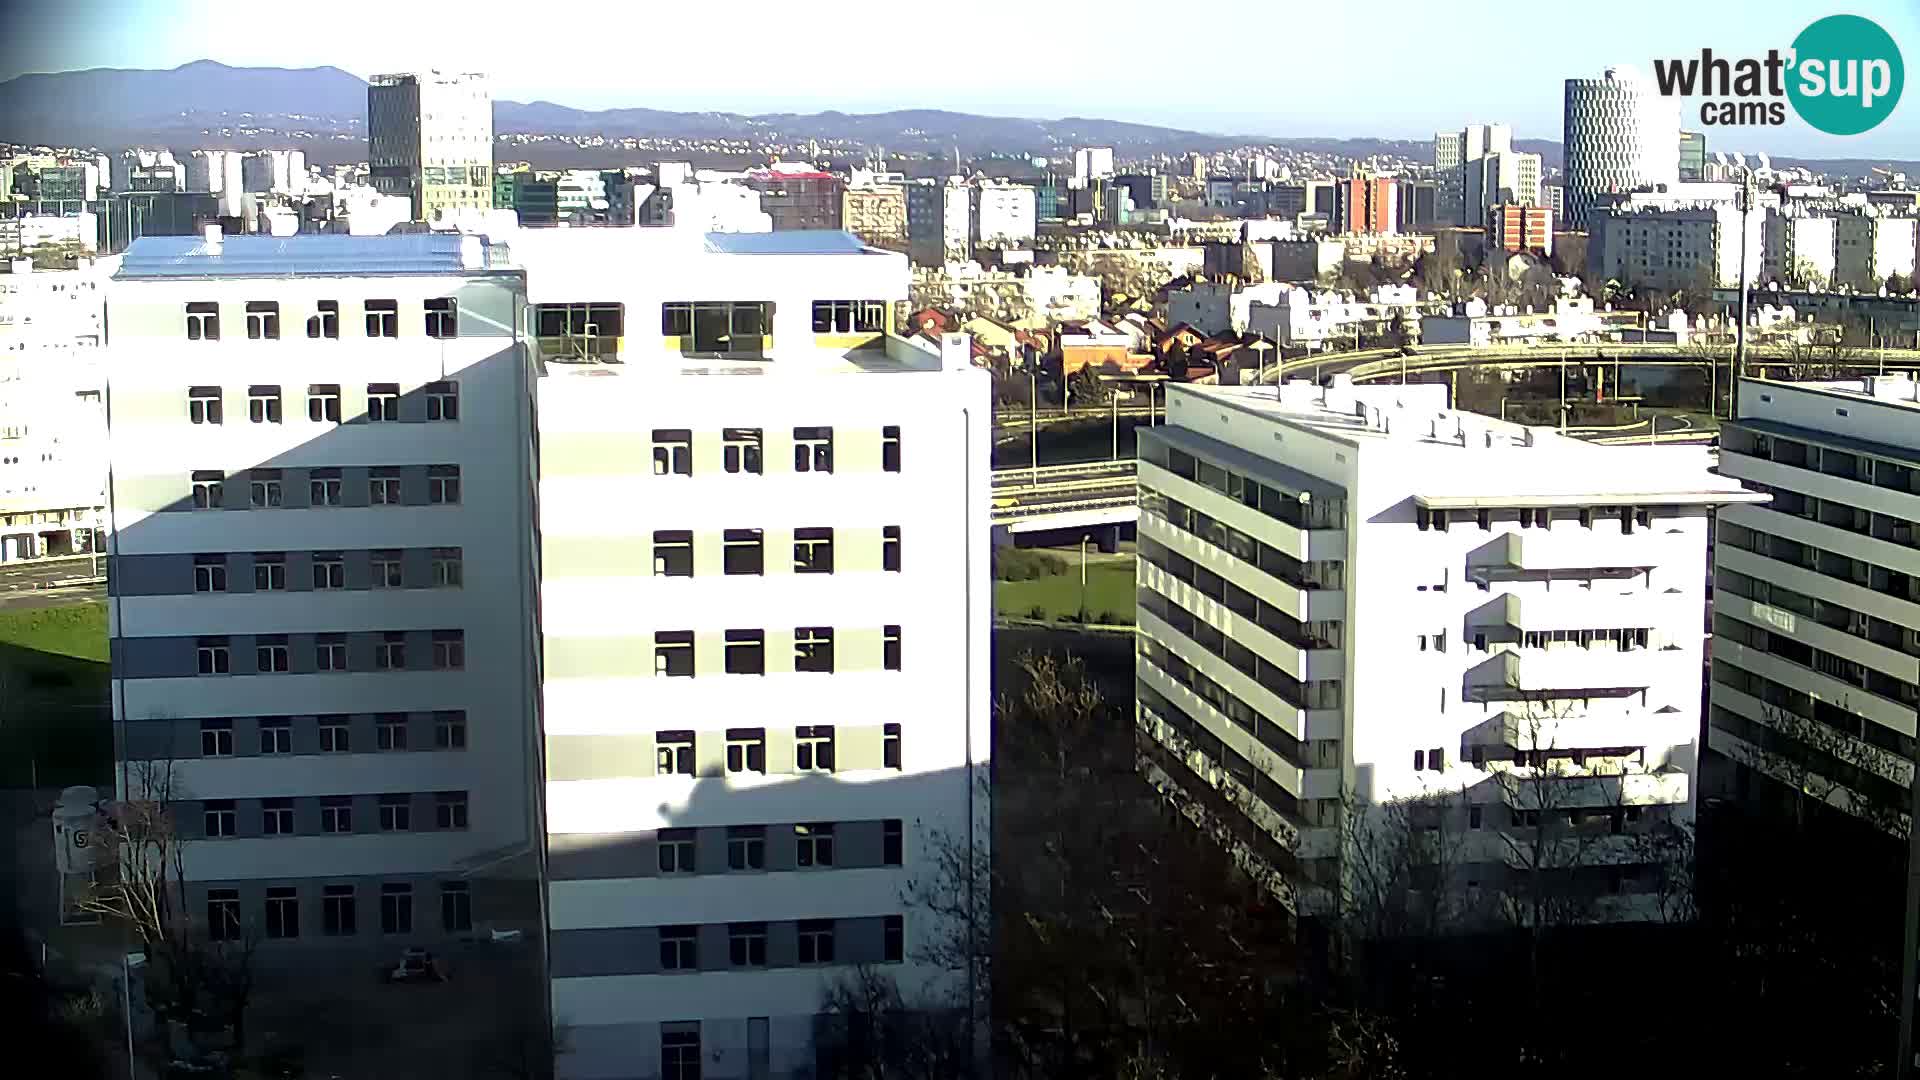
[114,635,200,680]
[111,553,192,597]
[548,833,651,880]
[340,467,371,509]
[400,464,430,506]
[550,927,656,978]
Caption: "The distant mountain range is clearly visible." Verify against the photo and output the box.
[0,61,1912,178]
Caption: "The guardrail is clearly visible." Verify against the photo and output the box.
[991,493,1139,521]
[992,460,1136,486]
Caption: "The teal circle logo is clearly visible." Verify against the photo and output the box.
[1788,14,1903,135]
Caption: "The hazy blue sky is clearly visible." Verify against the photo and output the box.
[3,0,1917,157]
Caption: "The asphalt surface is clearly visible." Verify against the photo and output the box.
[0,559,106,611]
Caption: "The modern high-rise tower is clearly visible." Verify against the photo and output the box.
[368,71,495,222]
[1562,66,1680,231]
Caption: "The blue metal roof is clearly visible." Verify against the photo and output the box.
[702,230,872,255]
[115,233,496,279]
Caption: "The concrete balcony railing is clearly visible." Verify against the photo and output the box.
[1466,530,1664,579]
[1494,768,1689,811]
[1464,647,1657,701]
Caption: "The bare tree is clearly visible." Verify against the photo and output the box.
[815,966,971,1080]
[1718,701,1910,837]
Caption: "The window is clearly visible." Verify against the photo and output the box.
[249,471,283,508]
[662,1026,701,1080]
[262,798,294,835]
[307,384,342,424]
[310,632,346,670]
[884,914,904,963]
[883,526,902,572]
[658,829,695,873]
[652,429,692,476]
[307,300,339,339]
[366,383,400,422]
[435,791,468,830]
[365,299,398,338]
[207,889,241,940]
[435,711,467,749]
[380,883,413,934]
[378,794,412,832]
[424,297,457,338]
[432,630,465,670]
[883,819,903,866]
[797,919,836,964]
[309,468,343,506]
[440,882,471,932]
[375,633,406,670]
[428,465,461,504]
[204,800,236,838]
[884,624,902,671]
[320,796,352,833]
[200,719,233,757]
[426,381,459,421]
[811,300,886,333]
[319,716,350,752]
[370,550,403,588]
[727,826,766,871]
[535,302,625,357]
[882,425,901,473]
[656,730,695,776]
[725,629,766,675]
[654,530,693,577]
[186,301,220,342]
[1635,507,1653,529]
[660,926,697,970]
[729,922,768,967]
[794,426,833,472]
[431,548,463,587]
[1477,508,1491,530]
[796,822,836,867]
[245,300,280,340]
[322,885,355,935]
[703,525,765,576]
[191,470,224,509]
[188,386,222,425]
[377,714,408,750]
[793,528,834,573]
[795,724,837,772]
[193,554,227,593]
[196,637,231,675]
[655,631,694,677]
[258,715,291,752]
[883,723,902,769]
[1429,747,1446,771]
[1469,805,1484,830]
[723,428,762,474]
[795,628,834,673]
[255,637,290,674]
[726,728,766,774]
[362,467,400,506]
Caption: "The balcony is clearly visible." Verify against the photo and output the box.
[1466,531,1660,581]
[1463,647,1655,702]
[1494,769,1689,811]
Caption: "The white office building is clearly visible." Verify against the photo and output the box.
[513,227,991,1078]
[186,150,247,214]
[1708,376,1920,834]
[1074,147,1115,183]
[104,232,545,958]
[241,149,309,196]
[369,71,494,222]
[1563,67,1680,231]
[972,182,1036,248]
[1834,213,1919,293]
[1764,209,1839,289]
[906,178,972,268]
[1135,378,1760,918]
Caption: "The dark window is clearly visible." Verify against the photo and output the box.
[725,629,766,674]
[435,711,467,749]
[654,530,693,577]
[307,384,342,423]
[652,429,692,476]
[795,822,835,867]
[191,470,224,509]
[365,299,399,338]
[883,819,903,866]
[265,887,298,938]
[425,297,458,339]
[662,1027,700,1080]
[656,731,695,775]
[658,829,695,873]
[440,882,471,932]
[203,800,236,838]
[322,885,355,935]
[245,301,280,340]
[320,797,352,833]
[426,381,459,420]
[797,919,836,964]
[883,723,902,769]
[207,889,241,940]
[186,301,220,342]
[307,300,339,339]
[258,715,291,752]
[883,914,904,963]
[435,791,468,830]
[795,627,834,673]
[882,425,901,472]
[200,719,233,757]
[724,529,764,575]
[729,922,768,967]
[247,386,282,425]
[794,527,834,573]
[380,883,412,934]
[793,426,833,473]
[655,631,694,677]
[193,554,227,593]
[726,728,767,774]
[367,383,400,422]
[884,624,902,671]
[659,926,697,970]
[188,386,222,425]
[883,526,902,572]
[379,794,411,831]
[428,465,461,504]
[723,428,763,474]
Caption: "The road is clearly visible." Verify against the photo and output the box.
[0,559,106,611]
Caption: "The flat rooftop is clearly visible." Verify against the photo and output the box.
[1178,381,1765,506]
[114,234,507,280]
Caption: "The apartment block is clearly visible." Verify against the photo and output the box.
[369,71,494,221]
[512,228,991,1079]
[1332,175,1397,235]
[1707,376,1920,835]
[1135,379,1759,918]
[841,181,907,252]
[1834,214,1919,293]
[1489,204,1553,256]
[104,231,544,951]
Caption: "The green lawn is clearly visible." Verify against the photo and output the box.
[0,601,109,662]
[995,558,1137,624]
[0,601,111,788]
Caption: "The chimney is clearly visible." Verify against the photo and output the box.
[201,223,223,254]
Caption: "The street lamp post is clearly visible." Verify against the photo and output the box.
[1111,389,1120,461]
[1734,169,1756,417]
[1079,534,1090,622]
[1028,363,1039,486]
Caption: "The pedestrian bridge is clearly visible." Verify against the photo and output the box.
[991,460,1138,534]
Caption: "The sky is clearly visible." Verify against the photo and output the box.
[2,0,1918,158]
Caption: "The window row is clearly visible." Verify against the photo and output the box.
[191,548,463,592]
[187,381,459,425]
[1138,588,1344,711]
[651,528,902,577]
[1719,518,1920,609]
[205,880,470,941]
[1143,440,1347,531]
[1138,537,1343,650]
[1136,636,1309,769]
[194,711,467,756]
[649,627,901,677]
[1139,487,1345,591]
[198,791,469,838]
[648,914,905,973]
[536,299,892,345]
[650,819,906,874]
[650,425,902,476]
[651,723,902,777]
[1416,503,1656,533]
[193,630,465,675]
[184,298,458,342]
[1137,680,1310,826]
[190,465,461,509]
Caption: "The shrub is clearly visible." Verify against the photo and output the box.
[992,547,1067,581]
[1026,605,1048,621]
[1094,610,1123,626]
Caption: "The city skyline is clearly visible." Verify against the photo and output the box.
[2,0,1916,158]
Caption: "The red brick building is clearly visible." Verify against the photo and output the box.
[1489,203,1553,255]
[1333,175,1398,235]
